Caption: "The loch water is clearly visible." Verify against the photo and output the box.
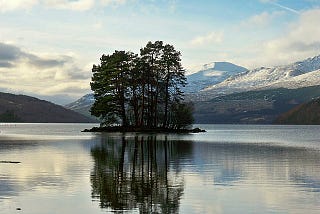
[0,123,320,213]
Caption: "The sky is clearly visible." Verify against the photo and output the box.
[1,0,320,104]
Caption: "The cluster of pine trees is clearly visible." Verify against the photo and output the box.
[90,41,193,129]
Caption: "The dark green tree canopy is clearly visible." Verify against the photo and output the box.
[90,41,193,129]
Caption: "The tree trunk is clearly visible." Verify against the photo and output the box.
[163,73,170,128]
[140,83,145,127]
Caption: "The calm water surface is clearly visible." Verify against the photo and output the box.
[0,123,319,213]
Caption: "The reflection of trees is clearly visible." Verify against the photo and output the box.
[90,135,192,213]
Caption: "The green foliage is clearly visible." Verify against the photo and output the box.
[90,51,137,126]
[192,85,320,124]
[170,102,194,129]
[0,110,21,122]
[275,98,320,125]
[90,41,193,129]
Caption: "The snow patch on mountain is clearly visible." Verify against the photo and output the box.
[185,62,248,93]
[203,55,320,96]
[66,55,320,107]
[65,93,94,110]
[268,69,320,89]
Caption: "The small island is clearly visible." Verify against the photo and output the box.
[82,126,205,133]
[85,41,205,133]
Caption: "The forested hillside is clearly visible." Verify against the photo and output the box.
[0,92,95,123]
[274,98,320,125]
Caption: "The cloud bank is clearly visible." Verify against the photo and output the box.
[1,0,320,103]
[0,0,129,12]
[190,31,224,46]
[0,42,91,104]
[250,8,320,67]
[240,11,284,29]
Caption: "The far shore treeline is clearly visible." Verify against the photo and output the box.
[89,41,194,130]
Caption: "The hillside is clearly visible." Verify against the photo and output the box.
[194,86,320,124]
[67,86,320,124]
[274,98,320,125]
[0,92,96,123]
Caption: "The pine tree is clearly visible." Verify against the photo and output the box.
[90,51,136,126]
[161,44,186,128]
[90,41,193,129]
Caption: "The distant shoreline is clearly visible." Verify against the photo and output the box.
[82,126,206,133]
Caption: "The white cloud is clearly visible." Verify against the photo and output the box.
[0,0,120,12]
[100,0,127,6]
[44,0,95,11]
[0,42,91,103]
[241,11,284,28]
[190,31,224,46]
[245,8,320,67]
[0,0,38,12]
[41,82,90,94]
[93,21,103,30]
[168,0,177,13]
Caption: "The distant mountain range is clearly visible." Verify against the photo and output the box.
[66,54,320,124]
[0,92,95,123]
[4,55,320,124]
[196,55,320,101]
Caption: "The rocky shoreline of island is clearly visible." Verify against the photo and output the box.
[82,126,206,133]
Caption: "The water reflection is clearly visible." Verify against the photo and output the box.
[1,124,320,213]
[90,135,192,213]
[0,138,93,205]
[191,142,320,188]
[180,142,320,213]
[90,135,320,213]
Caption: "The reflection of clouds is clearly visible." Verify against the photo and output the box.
[184,142,320,213]
[0,42,91,101]
[0,139,93,200]
[0,179,21,198]
[1,129,319,213]
[0,140,38,151]
[0,123,95,141]
[292,176,320,192]
[191,142,320,185]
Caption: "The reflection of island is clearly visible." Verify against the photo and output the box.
[90,135,192,213]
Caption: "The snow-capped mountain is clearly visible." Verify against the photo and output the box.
[65,93,94,110]
[66,62,249,110]
[66,54,320,122]
[64,93,97,120]
[185,62,248,93]
[201,55,320,99]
